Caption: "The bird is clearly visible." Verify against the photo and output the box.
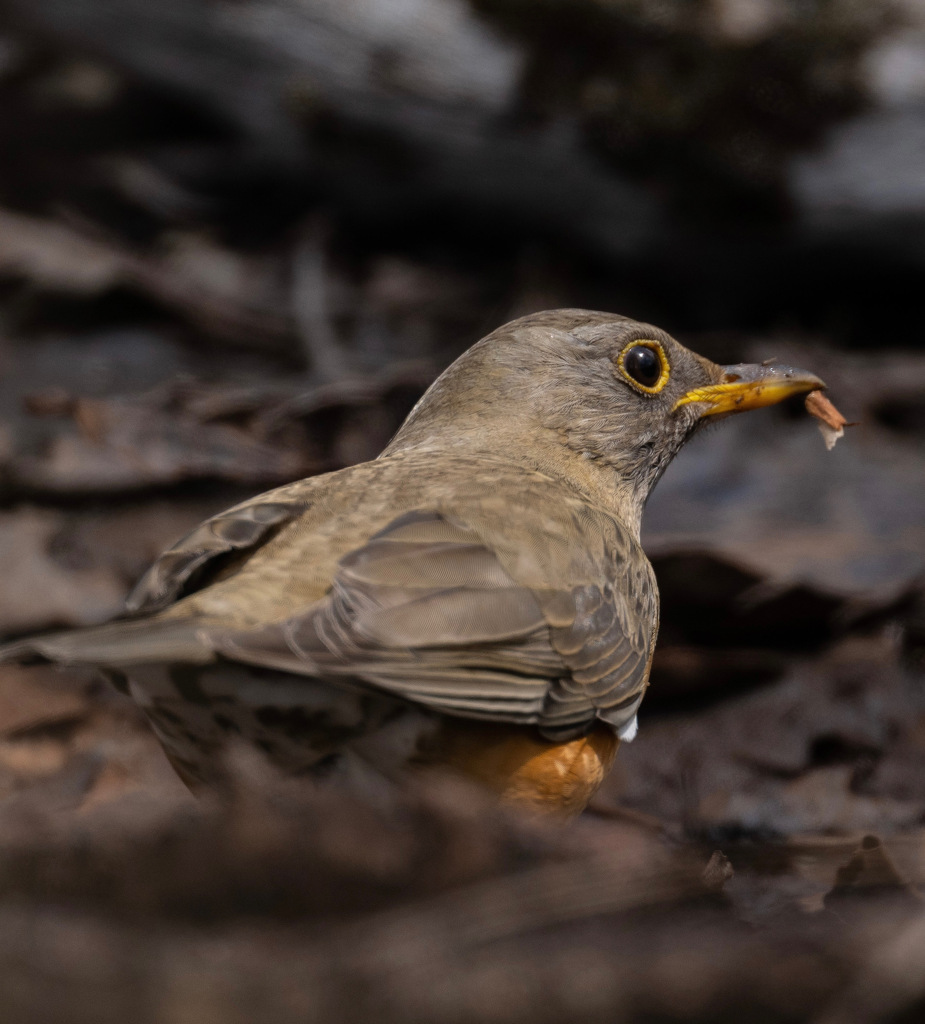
[0,310,825,815]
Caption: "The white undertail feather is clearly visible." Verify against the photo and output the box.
[617,714,638,742]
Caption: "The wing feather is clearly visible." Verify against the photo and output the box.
[213,510,657,738]
[127,491,311,613]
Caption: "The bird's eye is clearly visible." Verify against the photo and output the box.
[618,341,669,394]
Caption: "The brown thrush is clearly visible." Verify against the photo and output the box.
[1,310,825,814]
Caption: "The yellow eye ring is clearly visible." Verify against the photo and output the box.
[617,340,671,395]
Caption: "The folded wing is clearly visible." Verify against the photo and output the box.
[215,510,656,738]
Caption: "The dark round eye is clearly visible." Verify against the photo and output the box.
[623,345,663,389]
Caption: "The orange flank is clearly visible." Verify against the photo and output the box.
[422,721,619,817]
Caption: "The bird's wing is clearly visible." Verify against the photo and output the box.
[213,509,656,738]
[126,481,314,614]
[544,577,656,738]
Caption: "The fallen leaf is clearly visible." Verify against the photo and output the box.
[0,510,125,632]
[0,665,89,737]
[702,850,734,892]
[824,834,922,904]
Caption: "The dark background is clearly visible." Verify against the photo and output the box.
[0,1,923,1020]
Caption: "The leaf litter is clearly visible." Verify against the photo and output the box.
[0,11,920,1021]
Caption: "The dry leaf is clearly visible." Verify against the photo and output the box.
[702,850,734,892]
[0,665,88,737]
[824,834,923,904]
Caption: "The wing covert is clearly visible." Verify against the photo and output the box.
[126,490,311,614]
[213,509,659,738]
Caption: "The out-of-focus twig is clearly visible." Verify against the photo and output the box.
[291,218,349,381]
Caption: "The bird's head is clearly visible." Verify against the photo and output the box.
[386,310,824,534]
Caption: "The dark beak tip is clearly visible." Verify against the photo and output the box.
[722,362,825,391]
[787,369,827,392]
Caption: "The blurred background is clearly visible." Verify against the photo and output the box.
[0,0,924,1020]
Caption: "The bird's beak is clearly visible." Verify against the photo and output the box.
[673,363,826,418]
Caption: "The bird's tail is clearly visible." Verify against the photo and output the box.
[0,617,215,668]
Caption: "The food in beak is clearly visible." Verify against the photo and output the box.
[805,389,853,450]
[674,363,826,417]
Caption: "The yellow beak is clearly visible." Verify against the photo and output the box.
[674,363,826,418]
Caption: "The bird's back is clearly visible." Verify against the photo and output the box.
[151,449,647,631]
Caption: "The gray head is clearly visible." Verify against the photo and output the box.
[386,309,824,533]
